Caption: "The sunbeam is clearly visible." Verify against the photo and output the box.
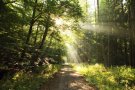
[59,27,82,63]
[55,18,63,26]
[80,22,127,37]
[65,43,81,63]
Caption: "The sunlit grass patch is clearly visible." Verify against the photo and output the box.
[0,64,61,90]
[73,64,135,90]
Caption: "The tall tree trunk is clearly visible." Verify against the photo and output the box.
[106,0,110,66]
[130,0,135,67]
[97,0,99,22]
[46,32,55,50]
[21,0,38,59]
[30,13,50,65]
[94,0,97,22]
[121,0,129,65]
[34,24,39,45]
[39,14,50,49]
[128,0,135,67]
[26,0,37,45]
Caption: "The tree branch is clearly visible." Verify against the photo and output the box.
[4,1,16,5]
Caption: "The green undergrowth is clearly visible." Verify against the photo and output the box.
[73,64,135,90]
[0,64,61,90]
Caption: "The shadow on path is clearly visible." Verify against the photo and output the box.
[41,65,97,90]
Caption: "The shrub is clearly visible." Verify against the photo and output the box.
[0,64,61,90]
[73,64,135,90]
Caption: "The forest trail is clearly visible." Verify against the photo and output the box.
[40,65,97,90]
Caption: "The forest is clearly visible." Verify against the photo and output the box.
[0,0,135,90]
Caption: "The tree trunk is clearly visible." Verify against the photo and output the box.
[128,0,135,67]
[21,0,38,60]
[34,24,39,45]
[97,0,99,22]
[39,14,50,49]
[30,13,50,66]
[130,0,135,67]
[26,0,37,45]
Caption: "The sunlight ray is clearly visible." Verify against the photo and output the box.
[65,43,81,63]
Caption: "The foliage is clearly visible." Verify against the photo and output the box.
[73,64,135,90]
[0,64,61,90]
[0,0,83,69]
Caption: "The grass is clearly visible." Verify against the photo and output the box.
[0,64,61,90]
[73,64,135,90]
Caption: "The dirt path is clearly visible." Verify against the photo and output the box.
[40,65,97,90]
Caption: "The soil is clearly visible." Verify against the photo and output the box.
[40,65,97,90]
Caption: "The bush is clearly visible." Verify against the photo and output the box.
[73,64,135,90]
[0,64,61,90]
